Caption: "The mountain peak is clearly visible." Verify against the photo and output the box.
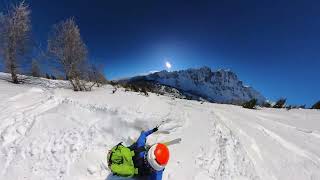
[127,67,265,105]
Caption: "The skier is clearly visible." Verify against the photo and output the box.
[107,127,170,180]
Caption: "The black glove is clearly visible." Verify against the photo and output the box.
[152,127,158,132]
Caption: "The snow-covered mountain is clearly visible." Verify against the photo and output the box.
[0,72,320,180]
[126,67,266,104]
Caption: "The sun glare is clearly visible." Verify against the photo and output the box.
[165,61,172,69]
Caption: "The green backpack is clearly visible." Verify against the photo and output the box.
[107,143,138,177]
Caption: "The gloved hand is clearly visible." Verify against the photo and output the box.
[152,127,159,132]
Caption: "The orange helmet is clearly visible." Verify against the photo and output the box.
[147,143,170,171]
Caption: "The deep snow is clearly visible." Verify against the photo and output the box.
[0,73,319,180]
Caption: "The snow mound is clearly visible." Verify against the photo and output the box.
[0,73,319,180]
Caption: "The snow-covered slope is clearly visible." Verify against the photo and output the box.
[0,73,319,180]
[131,67,266,104]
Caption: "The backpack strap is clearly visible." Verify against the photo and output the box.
[115,142,123,149]
[131,146,155,176]
[128,142,146,155]
[108,142,123,167]
[134,146,146,154]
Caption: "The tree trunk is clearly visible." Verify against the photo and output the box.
[11,70,18,84]
[10,58,19,84]
[75,78,83,91]
[69,79,78,91]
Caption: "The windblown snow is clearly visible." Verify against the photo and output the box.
[0,73,319,180]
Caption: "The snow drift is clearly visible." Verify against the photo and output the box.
[0,73,319,180]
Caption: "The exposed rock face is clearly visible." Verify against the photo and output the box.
[121,67,266,104]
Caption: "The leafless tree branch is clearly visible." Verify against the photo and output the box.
[0,1,31,83]
[47,17,91,91]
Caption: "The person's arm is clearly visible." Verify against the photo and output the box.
[148,169,164,180]
[136,128,158,147]
[144,127,158,136]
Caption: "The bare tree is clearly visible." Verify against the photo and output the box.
[0,12,4,56]
[88,63,108,87]
[31,59,40,77]
[0,2,31,83]
[47,18,89,91]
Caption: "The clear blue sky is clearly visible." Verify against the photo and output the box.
[1,0,319,106]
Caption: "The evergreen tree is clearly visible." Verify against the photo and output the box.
[46,73,50,79]
[286,105,292,110]
[262,102,272,108]
[311,101,320,109]
[242,99,257,109]
[299,104,306,109]
[273,98,286,108]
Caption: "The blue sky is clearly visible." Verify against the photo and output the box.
[0,0,319,106]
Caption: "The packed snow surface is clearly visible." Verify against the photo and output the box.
[0,73,319,180]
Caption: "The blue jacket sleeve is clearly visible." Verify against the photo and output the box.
[136,129,155,148]
[144,129,155,136]
[148,170,163,180]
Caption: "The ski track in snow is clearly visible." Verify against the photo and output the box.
[0,75,320,180]
[0,84,186,179]
[212,106,320,180]
[195,111,260,180]
[0,88,60,175]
